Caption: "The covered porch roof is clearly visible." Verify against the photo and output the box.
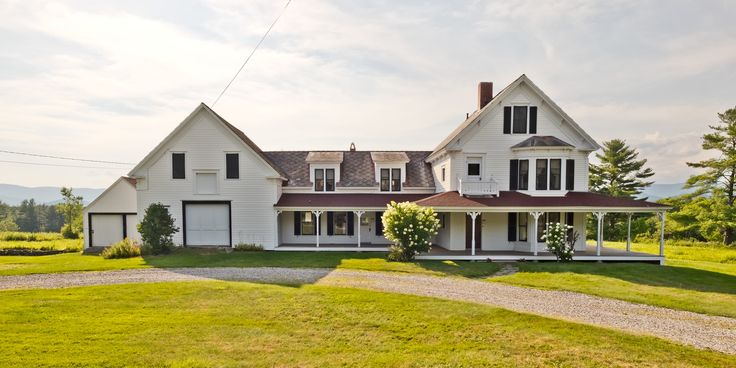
[414,191,670,212]
[274,193,432,210]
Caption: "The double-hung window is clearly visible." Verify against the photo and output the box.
[380,168,401,192]
[333,212,348,235]
[301,212,316,235]
[503,106,538,134]
[314,168,335,192]
[536,159,548,190]
[535,159,562,191]
[518,213,528,241]
[518,160,529,190]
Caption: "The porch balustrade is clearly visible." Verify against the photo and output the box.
[458,177,499,196]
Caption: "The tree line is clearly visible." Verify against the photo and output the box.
[590,106,736,245]
[0,187,83,238]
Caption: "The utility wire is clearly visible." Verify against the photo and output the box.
[0,159,128,170]
[0,149,135,165]
[211,0,292,107]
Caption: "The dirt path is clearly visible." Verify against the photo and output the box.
[2,267,735,355]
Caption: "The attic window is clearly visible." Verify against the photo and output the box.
[314,168,335,192]
[504,106,538,134]
[172,153,185,179]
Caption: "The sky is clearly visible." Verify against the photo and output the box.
[1,0,735,188]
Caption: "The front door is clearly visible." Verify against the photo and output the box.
[465,214,482,250]
[359,214,372,245]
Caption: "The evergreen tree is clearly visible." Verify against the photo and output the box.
[16,199,40,232]
[589,139,655,240]
[685,106,736,244]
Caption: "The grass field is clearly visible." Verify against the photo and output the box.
[0,248,502,278]
[0,231,82,252]
[1,281,732,367]
[491,240,736,318]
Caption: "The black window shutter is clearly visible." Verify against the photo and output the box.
[226,153,239,179]
[172,153,185,179]
[529,106,538,134]
[327,212,334,236]
[375,212,383,236]
[509,159,519,190]
[503,106,511,134]
[566,212,574,225]
[508,213,517,241]
[293,211,301,235]
[566,159,575,190]
[347,212,354,236]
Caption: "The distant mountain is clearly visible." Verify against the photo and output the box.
[639,183,694,201]
[0,184,104,206]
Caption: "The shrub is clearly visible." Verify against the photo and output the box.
[0,232,63,241]
[233,243,264,251]
[543,222,577,262]
[101,238,142,259]
[61,223,80,239]
[137,203,179,255]
[382,201,440,262]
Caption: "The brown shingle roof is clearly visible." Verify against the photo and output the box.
[511,136,574,149]
[415,191,669,210]
[263,151,435,188]
[275,193,433,208]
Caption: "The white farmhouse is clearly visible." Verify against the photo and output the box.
[84,75,668,262]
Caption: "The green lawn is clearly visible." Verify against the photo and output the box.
[1,281,732,367]
[0,248,501,278]
[491,240,736,318]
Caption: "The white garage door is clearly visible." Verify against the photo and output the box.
[185,203,230,246]
[91,214,124,247]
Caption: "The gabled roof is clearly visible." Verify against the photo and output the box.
[511,136,574,149]
[430,74,600,159]
[263,151,434,188]
[128,103,286,179]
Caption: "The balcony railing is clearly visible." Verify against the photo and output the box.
[458,177,499,197]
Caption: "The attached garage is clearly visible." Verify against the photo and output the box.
[183,201,231,247]
[82,177,139,248]
[89,213,137,247]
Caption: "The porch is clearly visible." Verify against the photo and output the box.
[273,243,663,263]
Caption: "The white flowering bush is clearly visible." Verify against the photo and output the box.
[382,201,441,262]
[542,222,578,262]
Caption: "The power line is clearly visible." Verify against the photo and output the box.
[211,0,292,107]
[0,149,135,165]
[0,159,128,170]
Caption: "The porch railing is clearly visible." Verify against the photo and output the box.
[458,177,499,197]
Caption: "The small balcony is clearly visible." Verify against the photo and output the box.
[458,177,499,197]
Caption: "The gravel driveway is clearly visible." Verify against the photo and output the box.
[1,267,735,355]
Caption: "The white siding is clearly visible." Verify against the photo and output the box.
[132,110,280,249]
[442,83,592,193]
[82,178,138,248]
[279,211,391,245]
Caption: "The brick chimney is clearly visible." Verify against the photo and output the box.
[478,82,493,110]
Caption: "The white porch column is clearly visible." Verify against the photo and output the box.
[274,210,282,248]
[658,211,666,257]
[529,211,544,256]
[353,210,365,248]
[467,211,481,256]
[594,212,606,257]
[312,210,323,248]
[626,212,633,252]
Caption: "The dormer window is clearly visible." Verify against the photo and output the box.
[314,168,335,192]
[380,168,401,192]
[503,106,537,134]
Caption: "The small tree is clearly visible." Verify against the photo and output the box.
[382,201,440,262]
[137,203,179,255]
[542,222,577,262]
[0,214,19,232]
[57,187,83,238]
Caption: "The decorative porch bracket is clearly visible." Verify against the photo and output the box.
[658,211,666,257]
[593,212,606,257]
[353,210,365,248]
[467,211,481,256]
[311,210,323,248]
[625,212,633,252]
[529,211,544,256]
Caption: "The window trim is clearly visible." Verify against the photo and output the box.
[466,156,483,179]
[300,212,316,235]
[533,158,568,191]
[313,168,335,192]
[380,168,402,192]
[333,212,348,236]
[225,152,239,180]
[512,105,529,134]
